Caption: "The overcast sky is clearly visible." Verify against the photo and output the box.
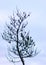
[0,0,46,65]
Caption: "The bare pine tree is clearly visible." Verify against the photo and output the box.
[2,9,38,65]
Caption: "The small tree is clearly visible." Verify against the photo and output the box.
[2,9,38,65]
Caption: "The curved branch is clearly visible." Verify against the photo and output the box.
[16,10,31,65]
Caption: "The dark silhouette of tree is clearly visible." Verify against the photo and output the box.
[2,9,38,65]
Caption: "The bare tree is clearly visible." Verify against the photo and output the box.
[2,9,38,65]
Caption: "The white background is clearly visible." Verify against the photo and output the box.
[0,0,46,65]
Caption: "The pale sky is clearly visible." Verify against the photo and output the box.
[0,0,46,65]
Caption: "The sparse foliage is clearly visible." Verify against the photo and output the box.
[2,9,38,65]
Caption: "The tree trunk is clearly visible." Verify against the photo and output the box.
[17,30,25,65]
